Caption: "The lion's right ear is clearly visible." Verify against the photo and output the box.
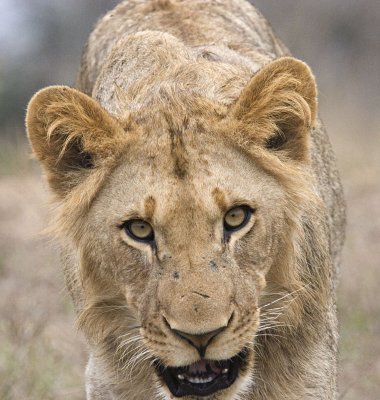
[26,86,126,197]
[230,57,317,163]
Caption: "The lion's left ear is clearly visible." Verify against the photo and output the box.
[231,57,317,162]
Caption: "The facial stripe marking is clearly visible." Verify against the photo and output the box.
[212,187,227,212]
[144,196,156,219]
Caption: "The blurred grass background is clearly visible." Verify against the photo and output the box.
[0,0,379,398]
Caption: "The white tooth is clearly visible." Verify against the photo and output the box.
[187,376,214,384]
[177,374,185,380]
[222,368,229,374]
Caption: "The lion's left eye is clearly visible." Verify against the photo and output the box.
[123,219,155,243]
[224,206,253,232]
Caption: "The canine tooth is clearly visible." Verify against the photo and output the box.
[177,374,185,380]
[222,368,229,374]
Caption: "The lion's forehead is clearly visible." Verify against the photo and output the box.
[95,133,283,227]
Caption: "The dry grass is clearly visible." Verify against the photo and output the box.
[0,141,86,399]
[334,122,380,399]
[0,118,379,399]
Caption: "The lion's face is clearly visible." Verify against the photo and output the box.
[82,125,290,398]
[26,57,317,399]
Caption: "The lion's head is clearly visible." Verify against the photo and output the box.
[26,57,319,399]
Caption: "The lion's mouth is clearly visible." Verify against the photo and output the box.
[155,350,248,397]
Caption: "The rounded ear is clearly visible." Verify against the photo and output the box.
[231,57,317,162]
[26,86,126,196]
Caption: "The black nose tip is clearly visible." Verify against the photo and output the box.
[171,326,226,357]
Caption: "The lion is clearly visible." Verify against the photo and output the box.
[25,0,345,399]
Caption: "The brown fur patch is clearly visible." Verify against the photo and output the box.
[144,196,156,219]
[212,187,228,213]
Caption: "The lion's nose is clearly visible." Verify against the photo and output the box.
[169,324,227,357]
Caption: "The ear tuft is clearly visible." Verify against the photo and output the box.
[26,86,125,196]
[231,57,317,162]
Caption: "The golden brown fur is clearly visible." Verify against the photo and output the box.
[26,1,345,399]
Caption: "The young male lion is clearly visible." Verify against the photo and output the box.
[26,0,345,399]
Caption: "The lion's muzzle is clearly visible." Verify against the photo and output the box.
[170,324,227,358]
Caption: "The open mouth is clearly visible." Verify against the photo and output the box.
[155,350,248,397]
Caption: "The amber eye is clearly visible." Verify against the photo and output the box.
[123,219,155,242]
[224,206,252,232]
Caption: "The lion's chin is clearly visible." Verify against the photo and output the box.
[154,349,250,398]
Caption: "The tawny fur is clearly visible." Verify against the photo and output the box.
[26,1,345,399]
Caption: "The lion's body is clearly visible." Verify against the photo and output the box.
[26,1,345,399]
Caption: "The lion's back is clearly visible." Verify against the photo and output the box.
[77,0,288,95]
[311,124,346,280]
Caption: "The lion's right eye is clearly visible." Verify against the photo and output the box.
[123,219,155,243]
[223,205,253,232]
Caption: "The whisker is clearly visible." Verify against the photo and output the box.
[259,285,309,310]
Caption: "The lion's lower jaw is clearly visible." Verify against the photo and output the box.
[162,377,254,400]
[154,349,255,399]
[85,351,255,400]
[156,375,254,400]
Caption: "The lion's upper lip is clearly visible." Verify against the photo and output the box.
[154,349,248,397]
